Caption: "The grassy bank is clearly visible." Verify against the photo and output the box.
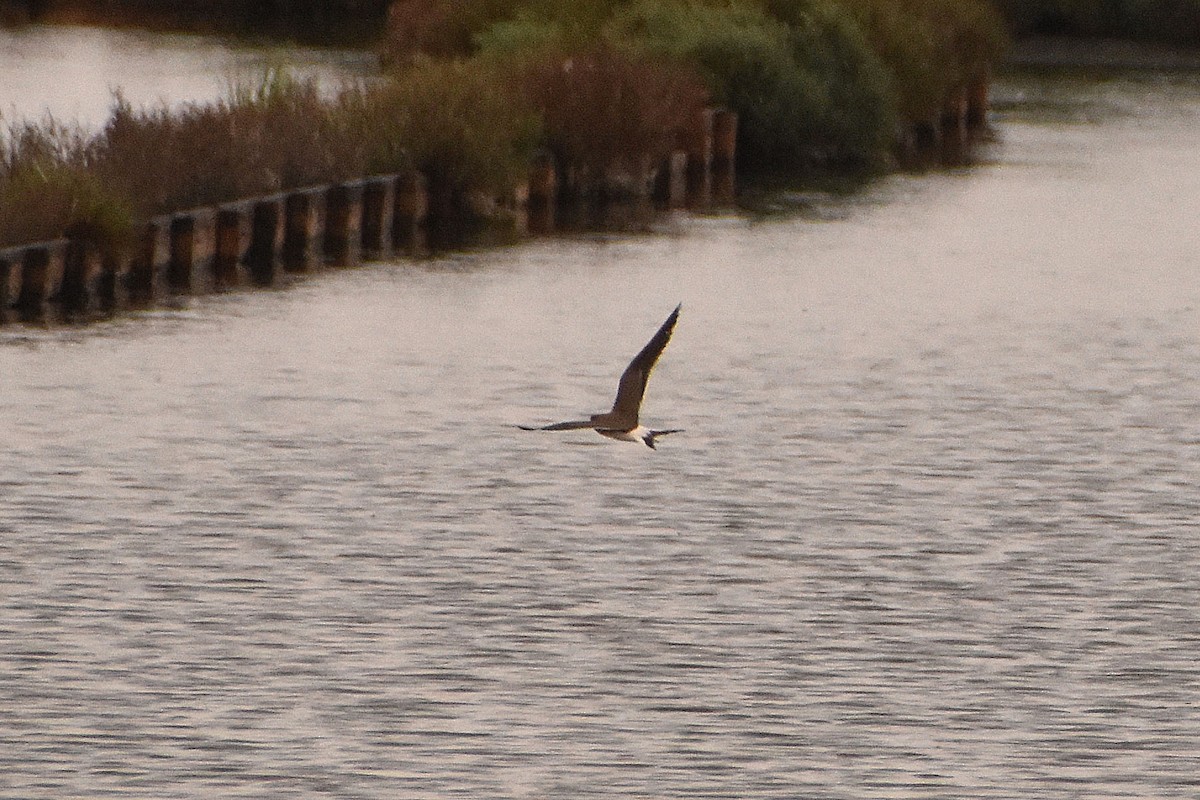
[2,0,1009,252]
[0,65,537,250]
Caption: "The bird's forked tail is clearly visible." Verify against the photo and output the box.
[643,429,684,449]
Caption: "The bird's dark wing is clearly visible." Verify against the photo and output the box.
[609,304,681,424]
[516,420,595,431]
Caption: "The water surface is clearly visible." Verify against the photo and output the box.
[2,71,1199,798]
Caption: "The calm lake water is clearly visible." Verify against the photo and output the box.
[2,31,1200,800]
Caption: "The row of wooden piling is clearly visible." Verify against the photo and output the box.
[0,172,428,324]
[898,76,992,166]
[0,108,738,326]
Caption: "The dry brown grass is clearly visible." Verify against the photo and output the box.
[521,43,710,190]
[93,71,368,212]
[0,116,134,250]
[1,71,371,249]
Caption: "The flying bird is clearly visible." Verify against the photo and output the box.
[518,304,683,448]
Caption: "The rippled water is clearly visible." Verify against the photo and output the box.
[3,70,1200,798]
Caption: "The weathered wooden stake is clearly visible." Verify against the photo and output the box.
[392,172,428,253]
[129,221,162,306]
[324,183,363,266]
[214,206,246,289]
[967,75,990,128]
[0,251,19,319]
[169,214,195,293]
[686,108,715,209]
[361,177,394,258]
[95,253,123,314]
[59,238,94,317]
[247,198,282,286]
[283,191,318,273]
[712,109,738,205]
[652,150,688,210]
[526,156,557,234]
[17,245,52,316]
[941,87,970,165]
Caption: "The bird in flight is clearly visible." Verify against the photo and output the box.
[518,304,683,448]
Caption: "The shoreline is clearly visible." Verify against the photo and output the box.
[1005,35,1200,71]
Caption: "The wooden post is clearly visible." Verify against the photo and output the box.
[95,252,124,315]
[283,190,318,273]
[214,205,246,289]
[941,86,969,166]
[525,155,556,235]
[942,86,969,137]
[652,150,688,211]
[712,109,737,205]
[361,177,394,258]
[246,198,282,286]
[967,74,990,129]
[0,250,19,321]
[128,220,159,304]
[392,172,428,253]
[59,237,95,317]
[17,245,52,317]
[915,118,941,151]
[168,214,195,293]
[128,221,163,306]
[324,182,363,267]
[686,108,715,209]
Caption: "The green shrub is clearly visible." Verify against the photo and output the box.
[763,0,895,164]
[837,0,1007,123]
[384,0,634,61]
[397,0,1008,175]
[607,0,893,173]
[474,11,571,60]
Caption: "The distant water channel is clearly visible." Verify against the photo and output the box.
[3,28,1200,800]
[0,24,377,126]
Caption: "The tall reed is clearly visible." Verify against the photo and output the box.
[1,70,368,249]
[0,115,135,252]
[518,42,710,189]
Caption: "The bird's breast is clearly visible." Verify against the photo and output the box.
[597,426,648,443]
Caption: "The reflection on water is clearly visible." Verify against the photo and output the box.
[0,24,377,127]
[2,68,1200,797]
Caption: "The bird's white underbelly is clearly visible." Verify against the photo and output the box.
[597,426,648,443]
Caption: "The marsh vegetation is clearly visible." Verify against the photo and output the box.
[2,0,1012,252]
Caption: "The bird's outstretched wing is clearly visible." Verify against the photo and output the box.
[609,304,681,425]
[516,420,595,431]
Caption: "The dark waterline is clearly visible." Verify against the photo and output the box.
[5,0,390,46]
